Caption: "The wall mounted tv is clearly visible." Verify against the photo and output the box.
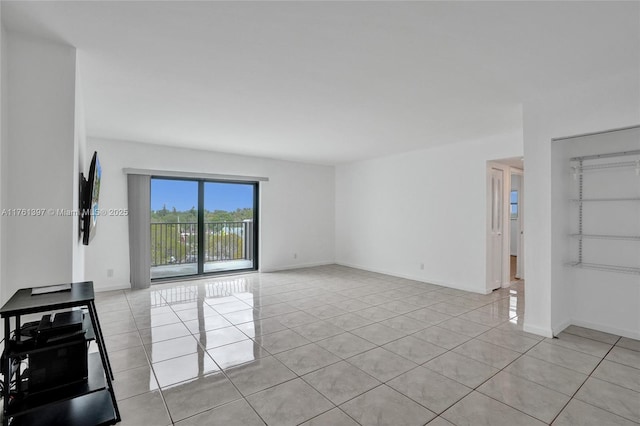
[80,151,101,246]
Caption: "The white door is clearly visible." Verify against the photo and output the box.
[489,168,504,290]
[516,175,524,279]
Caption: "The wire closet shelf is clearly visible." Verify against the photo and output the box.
[566,149,640,275]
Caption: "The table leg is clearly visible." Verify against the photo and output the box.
[13,316,21,395]
[87,303,120,422]
[3,318,10,426]
[88,301,114,381]
[13,317,19,343]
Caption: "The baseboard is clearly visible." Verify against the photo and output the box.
[551,318,573,337]
[523,322,554,338]
[567,318,640,341]
[335,261,486,294]
[94,282,131,292]
[260,261,334,273]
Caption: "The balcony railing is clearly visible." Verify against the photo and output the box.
[151,220,254,267]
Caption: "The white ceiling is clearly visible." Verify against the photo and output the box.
[2,1,639,165]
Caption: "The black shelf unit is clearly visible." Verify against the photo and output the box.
[9,391,117,426]
[6,353,107,417]
[0,282,120,426]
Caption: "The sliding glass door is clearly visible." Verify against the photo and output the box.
[203,182,255,273]
[150,179,199,278]
[150,178,258,280]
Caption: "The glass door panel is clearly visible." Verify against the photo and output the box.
[203,182,256,273]
[150,179,199,279]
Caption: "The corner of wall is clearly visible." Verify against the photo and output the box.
[72,51,86,282]
[0,17,5,306]
[522,70,640,340]
[523,323,554,338]
[335,132,523,294]
[4,31,78,294]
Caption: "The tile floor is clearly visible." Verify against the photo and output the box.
[93,265,640,426]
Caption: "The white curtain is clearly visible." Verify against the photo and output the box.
[127,174,151,289]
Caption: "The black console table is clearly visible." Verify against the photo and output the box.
[0,281,120,425]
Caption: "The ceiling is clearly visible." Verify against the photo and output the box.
[2,1,638,165]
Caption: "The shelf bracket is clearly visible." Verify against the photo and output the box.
[571,165,579,180]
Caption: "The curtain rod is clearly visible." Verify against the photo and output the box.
[122,168,269,182]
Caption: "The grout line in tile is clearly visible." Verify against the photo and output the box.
[547,335,625,425]
[160,291,258,424]
[102,269,634,425]
[126,290,176,425]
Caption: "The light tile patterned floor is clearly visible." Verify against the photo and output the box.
[93,265,640,426]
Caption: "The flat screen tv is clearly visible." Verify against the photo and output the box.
[81,151,101,245]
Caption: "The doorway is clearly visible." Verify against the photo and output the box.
[150,178,258,280]
[488,166,505,290]
[486,158,524,291]
[510,169,524,282]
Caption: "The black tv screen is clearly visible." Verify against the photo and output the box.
[82,151,101,245]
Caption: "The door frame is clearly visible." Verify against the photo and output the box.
[486,161,526,292]
[150,176,259,281]
[486,162,510,292]
[510,168,524,280]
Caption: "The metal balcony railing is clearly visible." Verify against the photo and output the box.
[150,220,254,267]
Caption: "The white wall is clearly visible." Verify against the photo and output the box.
[335,130,523,294]
[523,69,640,338]
[4,33,78,296]
[85,138,335,291]
[0,16,5,306]
[72,58,87,282]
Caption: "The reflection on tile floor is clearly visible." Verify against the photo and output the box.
[93,265,640,425]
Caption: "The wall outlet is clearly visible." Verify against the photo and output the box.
[107,269,114,278]
[420,263,424,270]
